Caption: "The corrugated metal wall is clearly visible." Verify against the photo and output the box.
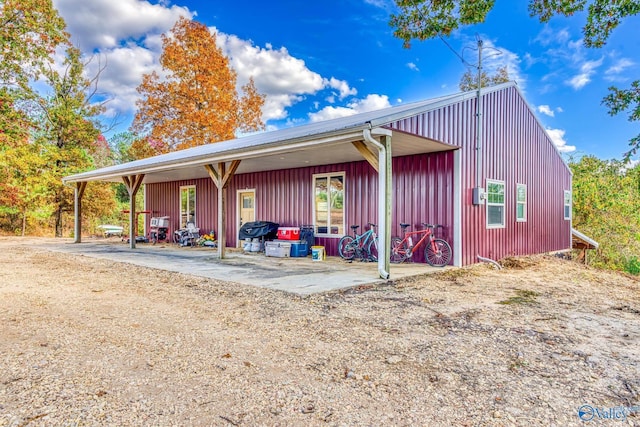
[462,88,571,264]
[388,86,571,264]
[145,85,571,265]
[146,152,454,258]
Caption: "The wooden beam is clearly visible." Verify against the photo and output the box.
[204,161,241,259]
[204,164,220,185]
[205,160,241,187]
[352,140,379,172]
[221,160,241,188]
[122,174,145,249]
[73,181,88,243]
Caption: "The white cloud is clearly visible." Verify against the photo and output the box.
[534,26,570,47]
[308,94,391,122]
[566,57,603,90]
[537,105,554,117]
[556,106,564,113]
[53,1,380,129]
[84,44,160,116]
[214,30,358,121]
[53,0,192,50]
[407,62,419,72]
[326,77,358,100]
[605,58,635,82]
[606,58,634,75]
[567,73,590,90]
[52,0,192,117]
[363,0,394,8]
[472,38,525,89]
[545,128,576,153]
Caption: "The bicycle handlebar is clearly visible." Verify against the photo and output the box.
[398,222,444,229]
[422,223,443,229]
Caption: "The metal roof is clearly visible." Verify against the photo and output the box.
[572,228,599,249]
[63,83,516,184]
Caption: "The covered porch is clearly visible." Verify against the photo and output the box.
[64,103,461,279]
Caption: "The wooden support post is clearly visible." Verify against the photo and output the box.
[122,174,145,249]
[205,160,241,259]
[73,181,87,243]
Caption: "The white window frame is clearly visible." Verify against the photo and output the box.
[179,185,196,228]
[486,179,506,229]
[564,190,572,220]
[312,172,345,237]
[516,183,527,222]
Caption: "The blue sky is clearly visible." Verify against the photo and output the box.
[52,0,640,161]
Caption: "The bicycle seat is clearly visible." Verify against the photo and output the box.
[350,225,360,231]
[399,223,411,229]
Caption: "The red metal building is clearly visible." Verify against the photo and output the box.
[64,82,573,270]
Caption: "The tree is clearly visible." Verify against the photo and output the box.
[569,155,640,272]
[459,65,509,91]
[389,0,640,159]
[0,88,45,235]
[0,0,68,91]
[132,17,265,153]
[33,46,115,237]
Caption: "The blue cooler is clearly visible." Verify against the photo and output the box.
[290,242,308,257]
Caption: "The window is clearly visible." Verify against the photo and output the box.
[516,184,527,222]
[180,185,196,228]
[486,179,505,228]
[313,173,344,236]
[564,190,571,220]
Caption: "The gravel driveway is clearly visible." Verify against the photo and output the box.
[0,238,638,426]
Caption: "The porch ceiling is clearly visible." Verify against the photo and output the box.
[100,130,455,184]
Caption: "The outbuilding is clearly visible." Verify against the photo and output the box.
[63,82,573,277]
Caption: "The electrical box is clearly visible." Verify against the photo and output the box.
[473,187,485,205]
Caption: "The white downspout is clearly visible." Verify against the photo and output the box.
[363,127,391,280]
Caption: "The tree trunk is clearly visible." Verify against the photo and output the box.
[21,210,26,237]
[55,207,63,237]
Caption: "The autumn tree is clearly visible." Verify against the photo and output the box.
[0,89,44,234]
[133,17,265,153]
[459,65,509,91]
[32,46,115,237]
[0,0,68,90]
[390,0,640,159]
[570,155,640,273]
[0,0,70,234]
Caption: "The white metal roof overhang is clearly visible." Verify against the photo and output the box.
[572,228,599,249]
[61,87,482,185]
[63,124,457,185]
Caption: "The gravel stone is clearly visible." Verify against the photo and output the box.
[0,238,639,426]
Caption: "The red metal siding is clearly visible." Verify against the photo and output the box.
[391,152,454,262]
[144,179,218,239]
[145,153,454,259]
[145,85,571,265]
[389,86,571,264]
[452,87,570,265]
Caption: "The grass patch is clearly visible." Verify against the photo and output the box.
[498,289,539,305]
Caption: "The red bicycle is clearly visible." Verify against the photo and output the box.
[390,222,452,267]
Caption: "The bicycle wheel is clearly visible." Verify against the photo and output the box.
[338,235,356,260]
[425,238,452,267]
[389,237,408,263]
[366,237,378,262]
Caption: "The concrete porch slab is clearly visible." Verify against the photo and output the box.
[34,238,448,295]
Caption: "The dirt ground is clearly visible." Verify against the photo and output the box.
[0,238,639,426]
